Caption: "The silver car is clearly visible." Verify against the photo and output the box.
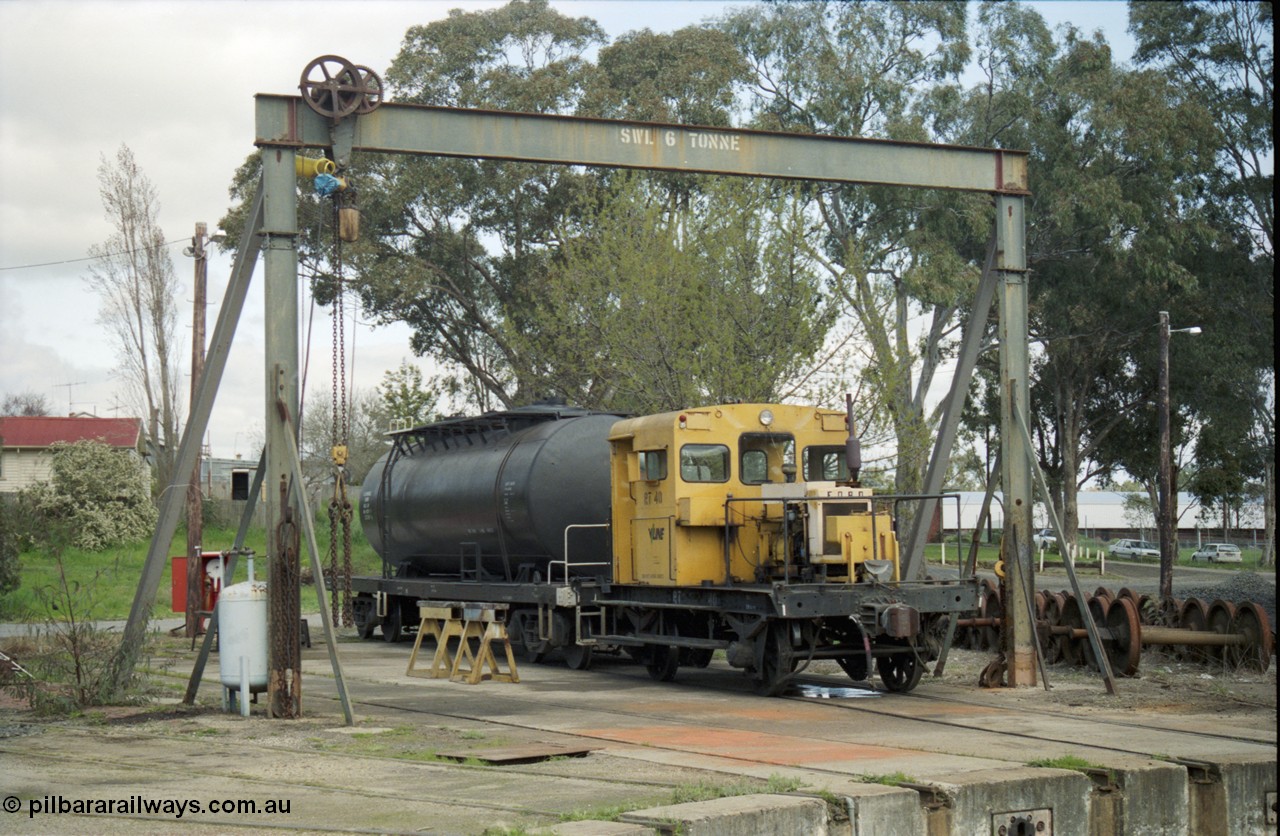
[1191,543,1243,563]
[1108,539,1160,559]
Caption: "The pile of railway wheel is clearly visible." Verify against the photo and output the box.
[955,583,1273,677]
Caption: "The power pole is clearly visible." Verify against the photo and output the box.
[185,223,208,638]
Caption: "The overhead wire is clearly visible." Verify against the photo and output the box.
[0,237,187,272]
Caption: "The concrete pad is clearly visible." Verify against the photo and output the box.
[838,783,926,836]
[920,767,1092,836]
[619,793,828,836]
[1085,757,1188,836]
[1185,753,1277,836]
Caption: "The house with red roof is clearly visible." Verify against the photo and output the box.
[0,415,145,493]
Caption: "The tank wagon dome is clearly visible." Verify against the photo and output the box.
[360,403,626,580]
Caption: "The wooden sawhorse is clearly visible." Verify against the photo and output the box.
[405,600,519,685]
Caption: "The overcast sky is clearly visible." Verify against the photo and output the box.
[0,0,1132,460]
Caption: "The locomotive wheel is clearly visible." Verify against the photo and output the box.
[1104,596,1142,677]
[680,648,715,668]
[752,622,795,696]
[380,601,403,642]
[877,649,924,693]
[1227,602,1273,673]
[646,645,681,682]
[837,652,870,682]
[1206,600,1237,665]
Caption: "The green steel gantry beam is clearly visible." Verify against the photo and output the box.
[117,95,1038,698]
[266,95,1035,687]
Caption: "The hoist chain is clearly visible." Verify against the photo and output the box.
[271,481,302,718]
[328,193,353,627]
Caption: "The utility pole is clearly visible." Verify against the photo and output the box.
[1157,310,1202,603]
[1157,311,1173,602]
[185,223,208,638]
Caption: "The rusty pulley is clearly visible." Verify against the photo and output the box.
[299,55,383,121]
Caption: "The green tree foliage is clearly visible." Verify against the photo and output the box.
[1130,0,1274,563]
[1130,0,1273,257]
[0,498,21,596]
[719,0,979,498]
[515,174,833,413]
[20,441,157,551]
[375,361,441,428]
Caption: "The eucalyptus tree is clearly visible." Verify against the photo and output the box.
[515,173,833,414]
[718,0,980,499]
[1129,0,1274,563]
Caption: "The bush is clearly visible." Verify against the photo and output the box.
[21,440,157,551]
[0,496,21,596]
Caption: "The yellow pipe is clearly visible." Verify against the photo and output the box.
[296,156,336,177]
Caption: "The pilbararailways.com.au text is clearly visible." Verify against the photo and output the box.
[4,794,292,819]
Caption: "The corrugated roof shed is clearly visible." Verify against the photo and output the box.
[0,416,142,449]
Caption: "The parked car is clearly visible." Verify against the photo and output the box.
[1032,529,1058,551]
[1191,543,1242,564]
[1108,539,1160,559]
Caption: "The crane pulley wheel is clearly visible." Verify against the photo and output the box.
[300,55,382,120]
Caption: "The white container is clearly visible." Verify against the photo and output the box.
[217,579,268,692]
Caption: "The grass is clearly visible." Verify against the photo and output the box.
[558,774,805,824]
[1027,754,1104,772]
[0,511,381,622]
[856,771,914,786]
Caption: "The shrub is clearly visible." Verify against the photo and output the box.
[21,440,157,551]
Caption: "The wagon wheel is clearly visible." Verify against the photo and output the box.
[979,582,1003,652]
[1117,587,1141,609]
[877,648,924,693]
[1082,596,1110,671]
[1105,596,1142,677]
[1177,598,1209,663]
[380,600,403,642]
[1034,590,1049,621]
[299,55,364,120]
[508,610,547,663]
[1206,600,1237,666]
[562,643,593,670]
[1227,602,1273,673]
[1092,586,1114,607]
[1042,592,1065,665]
[1059,594,1084,666]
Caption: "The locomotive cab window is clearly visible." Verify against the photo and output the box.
[637,449,667,481]
[680,444,729,483]
[739,433,795,484]
[803,445,850,482]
